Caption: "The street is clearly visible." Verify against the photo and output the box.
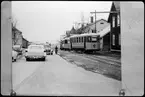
[12,51,121,96]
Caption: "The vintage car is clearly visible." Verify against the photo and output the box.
[25,45,46,61]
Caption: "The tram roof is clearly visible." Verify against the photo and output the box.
[61,37,70,41]
[70,33,99,38]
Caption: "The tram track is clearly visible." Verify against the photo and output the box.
[59,50,121,81]
[69,51,121,68]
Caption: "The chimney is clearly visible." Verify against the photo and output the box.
[90,16,93,23]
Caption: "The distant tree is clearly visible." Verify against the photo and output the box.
[11,14,19,45]
[11,14,18,28]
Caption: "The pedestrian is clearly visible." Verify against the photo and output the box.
[55,46,58,54]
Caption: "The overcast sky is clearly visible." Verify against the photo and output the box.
[12,1,112,44]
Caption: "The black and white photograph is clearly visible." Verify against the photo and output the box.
[1,1,144,96]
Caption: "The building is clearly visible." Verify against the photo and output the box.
[108,1,121,52]
[22,37,29,48]
[83,19,110,34]
[97,24,111,51]
[12,26,23,47]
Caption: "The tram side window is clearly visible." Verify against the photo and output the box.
[87,36,91,42]
[78,37,79,43]
[65,40,67,44]
[82,37,83,42]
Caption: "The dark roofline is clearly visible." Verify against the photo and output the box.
[107,1,120,22]
[12,26,22,34]
[22,37,29,42]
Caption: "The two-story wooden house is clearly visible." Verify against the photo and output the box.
[108,1,121,52]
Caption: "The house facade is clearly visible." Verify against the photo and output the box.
[108,1,121,52]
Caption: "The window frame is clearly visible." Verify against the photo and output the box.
[112,16,115,28]
[117,14,120,26]
[112,34,115,45]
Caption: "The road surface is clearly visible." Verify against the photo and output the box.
[12,53,121,96]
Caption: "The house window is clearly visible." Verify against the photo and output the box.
[100,22,104,24]
[112,16,115,27]
[117,14,120,26]
[119,33,121,45]
[112,34,115,45]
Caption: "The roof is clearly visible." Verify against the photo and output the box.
[107,1,120,22]
[70,33,99,38]
[12,27,22,34]
[97,24,110,38]
[113,1,120,11]
[84,19,108,28]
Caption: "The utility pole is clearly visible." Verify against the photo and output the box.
[90,10,97,33]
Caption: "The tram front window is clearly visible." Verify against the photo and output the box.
[91,37,97,42]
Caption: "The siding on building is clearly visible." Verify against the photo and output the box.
[83,19,110,34]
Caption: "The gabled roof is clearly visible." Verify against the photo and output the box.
[107,1,120,22]
[113,1,120,11]
[12,26,22,34]
[97,24,110,38]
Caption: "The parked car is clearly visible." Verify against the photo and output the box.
[45,47,53,55]
[25,45,46,61]
[12,49,18,62]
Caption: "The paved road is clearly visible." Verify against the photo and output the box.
[12,54,121,96]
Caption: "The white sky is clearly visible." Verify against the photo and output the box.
[12,1,112,44]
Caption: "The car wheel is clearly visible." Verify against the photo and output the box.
[42,58,45,61]
[26,58,29,61]
[14,58,16,62]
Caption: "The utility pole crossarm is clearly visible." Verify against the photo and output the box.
[90,11,120,14]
